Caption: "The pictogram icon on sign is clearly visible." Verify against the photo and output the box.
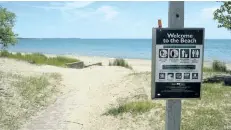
[167,73,174,80]
[169,49,179,58]
[184,73,190,79]
[192,73,198,79]
[176,73,182,79]
[159,73,165,79]
[191,49,200,58]
[180,49,189,58]
[159,49,168,58]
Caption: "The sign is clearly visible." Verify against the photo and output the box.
[151,28,204,99]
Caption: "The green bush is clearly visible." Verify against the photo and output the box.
[0,50,79,67]
[109,58,132,69]
[212,60,227,72]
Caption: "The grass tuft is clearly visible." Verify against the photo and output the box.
[104,101,157,116]
[0,72,61,130]
[212,60,227,72]
[101,72,231,129]
[0,50,79,67]
[181,107,224,130]
[181,83,231,130]
[15,76,51,105]
[109,58,133,69]
[0,50,11,57]
[203,67,213,72]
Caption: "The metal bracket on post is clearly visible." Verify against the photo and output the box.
[166,1,184,130]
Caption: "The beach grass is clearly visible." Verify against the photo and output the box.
[203,60,230,75]
[212,60,227,72]
[203,67,214,72]
[0,71,61,130]
[104,72,231,129]
[181,83,231,130]
[109,58,133,69]
[104,101,158,116]
[0,50,79,67]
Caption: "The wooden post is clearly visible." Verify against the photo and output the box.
[166,1,184,130]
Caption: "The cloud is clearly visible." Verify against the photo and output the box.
[44,1,94,12]
[27,2,94,11]
[16,2,93,12]
[58,4,119,21]
[201,7,219,20]
[19,2,119,22]
[59,4,119,21]
[60,1,94,10]
[96,6,119,20]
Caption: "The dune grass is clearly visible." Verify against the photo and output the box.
[104,101,159,116]
[104,71,231,129]
[203,60,231,79]
[109,58,133,69]
[181,83,231,130]
[204,60,228,73]
[203,67,214,72]
[0,50,79,67]
[0,72,61,130]
[212,60,227,72]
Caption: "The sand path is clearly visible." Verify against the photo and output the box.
[9,59,133,130]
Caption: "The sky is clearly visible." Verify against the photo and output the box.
[0,1,230,39]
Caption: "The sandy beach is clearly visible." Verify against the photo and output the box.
[0,55,152,130]
[1,1,231,129]
[0,54,230,130]
[41,54,231,72]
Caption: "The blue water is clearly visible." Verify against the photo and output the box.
[7,39,231,62]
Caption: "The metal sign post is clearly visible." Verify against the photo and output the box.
[151,1,205,130]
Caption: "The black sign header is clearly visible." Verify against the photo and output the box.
[156,28,204,45]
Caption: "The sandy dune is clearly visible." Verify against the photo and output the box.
[1,55,230,130]
[0,57,136,130]
[20,66,132,130]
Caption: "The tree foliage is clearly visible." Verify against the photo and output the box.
[213,1,231,31]
[0,6,17,49]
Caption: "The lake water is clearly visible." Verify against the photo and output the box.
[7,39,231,62]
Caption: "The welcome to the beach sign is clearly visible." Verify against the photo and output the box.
[151,28,204,99]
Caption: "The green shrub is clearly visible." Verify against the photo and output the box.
[212,60,227,72]
[109,58,132,69]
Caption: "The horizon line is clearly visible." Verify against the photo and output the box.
[17,38,231,40]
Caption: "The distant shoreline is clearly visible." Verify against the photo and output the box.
[1,51,231,72]
[17,38,231,40]
[7,38,231,63]
[9,51,231,64]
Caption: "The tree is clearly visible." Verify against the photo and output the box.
[213,1,231,31]
[0,6,17,49]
